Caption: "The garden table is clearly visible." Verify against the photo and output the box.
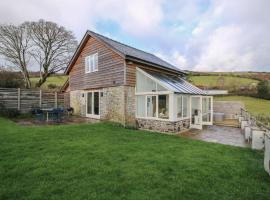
[41,108,54,122]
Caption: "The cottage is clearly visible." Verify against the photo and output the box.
[64,30,213,133]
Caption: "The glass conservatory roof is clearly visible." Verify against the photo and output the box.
[145,70,207,95]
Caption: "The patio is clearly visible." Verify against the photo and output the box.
[182,125,249,148]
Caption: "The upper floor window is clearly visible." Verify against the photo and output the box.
[85,53,98,73]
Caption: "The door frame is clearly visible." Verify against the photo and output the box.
[202,96,213,126]
[85,90,100,119]
[190,96,202,129]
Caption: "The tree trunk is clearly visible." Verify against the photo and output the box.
[21,69,31,88]
[36,73,50,87]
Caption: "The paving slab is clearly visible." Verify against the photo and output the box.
[182,125,249,148]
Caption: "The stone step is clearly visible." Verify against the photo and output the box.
[214,122,240,128]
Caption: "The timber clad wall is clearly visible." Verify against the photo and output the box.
[0,88,65,112]
[69,36,125,90]
[125,62,182,87]
[125,62,136,86]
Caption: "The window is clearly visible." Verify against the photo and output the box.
[86,91,100,117]
[85,53,98,73]
[177,96,182,118]
[147,96,157,117]
[136,69,167,92]
[177,95,189,119]
[158,95,169,119]
[182,96,188,117]
[136,96,145,117]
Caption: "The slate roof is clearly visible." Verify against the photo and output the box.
[65,30,186,74]
[88,31,185,74]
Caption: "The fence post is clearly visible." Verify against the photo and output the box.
[17,88,20,110]
[39,90,42,108]
[55,92,58,108]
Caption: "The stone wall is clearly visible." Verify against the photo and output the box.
[124,86,136,126]
[69,86,136,126]
[136,118,190,134]
[100,86,125,123]
[213,101,245,119]
[70,90,84,115]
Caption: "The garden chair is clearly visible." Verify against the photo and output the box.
[52,108,64,123]
[34,109,44,122]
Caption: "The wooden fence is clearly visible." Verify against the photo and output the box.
[0,88,66,112]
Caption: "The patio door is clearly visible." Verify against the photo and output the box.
[86,91,100,119]
[190,96,202,129]
[202,96,213,125]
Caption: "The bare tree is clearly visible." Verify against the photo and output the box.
[26,20,77,87]
[0,24,32,88]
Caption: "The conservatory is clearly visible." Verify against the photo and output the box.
[135,68,213,133]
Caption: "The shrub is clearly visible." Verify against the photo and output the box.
[0,70,24,88]
[47,83,58,89]
[257,80,270,100]
[0,103,20,118]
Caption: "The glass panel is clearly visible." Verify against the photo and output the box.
[94,92,99,115]
[158,95,169,119]
[136,96,145,117]
[136,70,157,92]
[177,96,182,118]
[87,92,92,114]
[182,96,189,118]
[202,97,211,122]
[191,97,200,125]
[156,83,167,91]
[147,96,156,117]
[90,56,94,72]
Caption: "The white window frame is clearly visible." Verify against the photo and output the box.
[146,95,158,118]
[135,67,173,121]
[135,68,170,94]
[85,53,98,74]
[136,94,171,121]
[176,95,190,120]
[85,90,100,119]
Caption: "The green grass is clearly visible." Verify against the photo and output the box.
[30,75,68,90]
[189,75,258,87]
[215,96,270,117]
[0,118,270,200]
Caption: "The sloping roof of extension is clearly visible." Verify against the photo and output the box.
[145,70,207,95]
[65,30,186,75]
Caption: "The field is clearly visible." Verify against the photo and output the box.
[0,118,270,200]
[189,75,258,88]
[214,96,270,117]
[30,76,68,90]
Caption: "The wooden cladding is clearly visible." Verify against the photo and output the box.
[68,35,183,90]
[125,61,181,87]
[69,36,125,90]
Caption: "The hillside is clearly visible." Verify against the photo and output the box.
[30,76,68,90]
[189,75,258,88]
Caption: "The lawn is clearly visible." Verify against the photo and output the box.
[0,118,270,200]
[215,96,270,117]
[30,75,68,90]
[189,75,258,88]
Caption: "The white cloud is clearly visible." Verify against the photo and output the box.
[0,0,270,72]
[184,0,270,71]
[155,50,188,69]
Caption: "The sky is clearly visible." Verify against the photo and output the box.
[0,0,269,72]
